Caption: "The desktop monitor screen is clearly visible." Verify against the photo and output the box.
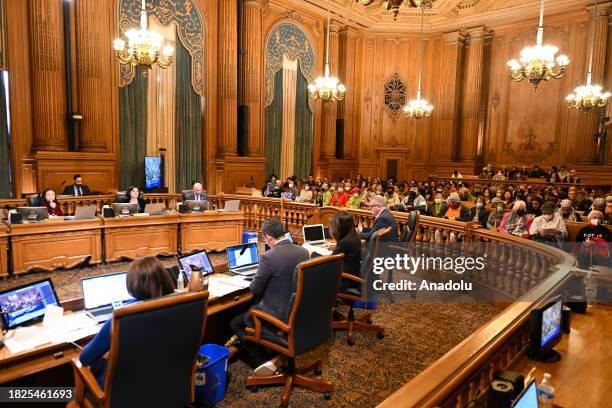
[145,156,162,190]
[540,298,562,348]
[512,379,538,408]
[226,243,259,269]
[178,251,214,279]
[0,278,60,329]
[81,272,135,310]
[303,224,325,243]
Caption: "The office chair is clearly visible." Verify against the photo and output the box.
[115,191,128,203]
[70,292,208,408]
[28,194,43,207]
[244,254,343,407]
[333,227,389,345]
[399,210,419,243]
[182,190,193,202]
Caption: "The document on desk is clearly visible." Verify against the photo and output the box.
[4,326,52,354]
[208,276,250,298]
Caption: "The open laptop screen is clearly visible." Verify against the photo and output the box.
[178,250,214,279]
[81,272,134,310]
[0,278,60,329]
[512,379,538,408]
[226,242,259,269]
[303,224,325,243]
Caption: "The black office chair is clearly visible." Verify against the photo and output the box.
[70,292,208,408]
[333,227,388,345]
[115,191,128,203]
[182,189,193,202]
[399,210,420,243]
[244,254,343,407]
[28,194,43,207]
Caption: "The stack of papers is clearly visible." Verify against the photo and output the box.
[207,275,251,298]
[4,307,100,354]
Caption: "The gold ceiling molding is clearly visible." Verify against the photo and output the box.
[296,0,587,32]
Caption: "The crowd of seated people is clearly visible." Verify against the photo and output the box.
[472,163,582,183]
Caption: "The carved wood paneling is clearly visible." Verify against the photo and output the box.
[35,151,117,193]
[217,0,238,156]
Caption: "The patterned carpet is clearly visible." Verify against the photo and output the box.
[0,258,501,408]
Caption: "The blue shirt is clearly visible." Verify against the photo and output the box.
[79,319,111,387]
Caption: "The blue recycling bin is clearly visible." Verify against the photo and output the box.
[353,300,377,310]
[242,230,258,244]
[195,344,230,405]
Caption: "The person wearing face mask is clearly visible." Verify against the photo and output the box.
[559,199,581,221]
[574,211,611,269]
[330,184,350,207]
[320,183,333,206]
[272,179,282,198]
[346,188,362,209]
[295,182,313,203]
[384,185,400,209]
[469,196,490,227]
[444,193,471,221]
[499,200,533,238]
[529,202,567,244]
[487,198,506,229]
[228,218,309,375]
[429,192,449,217]
[492,170,505,181]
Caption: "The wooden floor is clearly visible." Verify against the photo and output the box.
[510,304,612,408]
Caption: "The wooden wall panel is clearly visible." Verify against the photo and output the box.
[35,152,117,194]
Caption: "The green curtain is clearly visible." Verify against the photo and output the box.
[265,70,283,177]
[119,67,148,190]
[175,35,203,191]
[0,73,11,197]
[294,65,313,179]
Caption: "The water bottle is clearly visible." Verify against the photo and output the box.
[583,271,598,307]
[177,271,185,291]
[536,373,555,408]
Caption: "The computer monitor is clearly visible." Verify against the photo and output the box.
[178,250,214,280]
[81,272,135,311]
[529,295,563,362]
[112,202,138,216]
[185,200,210,212]
[302,224,326,244]
[145,156,162,190]
[512,379,538,408]
[0,278,60,329]
[226,242,259,269]
[17,207,49,223]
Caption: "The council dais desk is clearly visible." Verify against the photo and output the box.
[103,214,180,262]
[0,224,8,277]
[179,211,244,253]
[9,219,103,275]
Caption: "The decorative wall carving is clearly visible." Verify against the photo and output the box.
[383,72,406,121]
[503,130,557,166]
[118,0,205,95]
[265,22,315,107]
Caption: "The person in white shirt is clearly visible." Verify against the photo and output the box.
[529,201,567,244]
[295,183,313,203]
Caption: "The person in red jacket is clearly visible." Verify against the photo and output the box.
[330,184,350,208]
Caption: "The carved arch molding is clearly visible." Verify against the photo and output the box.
[118,0,205,96]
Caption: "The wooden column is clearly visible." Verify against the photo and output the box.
[75,0,114,152]
[28,0,68,151]
[578,3,610,163]
[460,27,490,164]
[217,0,238,156]
[320,22,340,160]
[240,0,262,157]
[436,30,465,161]
[338,27,358,160]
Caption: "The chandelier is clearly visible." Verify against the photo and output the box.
[403,6,433,119]
[356,0,433,21]
[507,0,569,90]
[308,0,346,102]
[566,0,610,111]
[113,0,174,76]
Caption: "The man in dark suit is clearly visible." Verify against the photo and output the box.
[183,182,208,201]
[359,195,398,242]
[62,174,91,196]
[228,218,309,374]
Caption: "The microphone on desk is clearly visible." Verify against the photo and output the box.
[67,255,93,282]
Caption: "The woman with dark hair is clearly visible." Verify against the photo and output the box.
[79,256,174,387]
[124,186,146,213]
[330,212,361,282]
[41,188,63,216]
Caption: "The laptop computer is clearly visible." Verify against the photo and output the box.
[0,278,60,329]
[226,242,259,276]
[218,200,240,213]
[144,203,164,215]
[74,205,97,220]
[81,272,135,323]
[302,224,331,246]
[178,250,215,281]
[512,379,538,408]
